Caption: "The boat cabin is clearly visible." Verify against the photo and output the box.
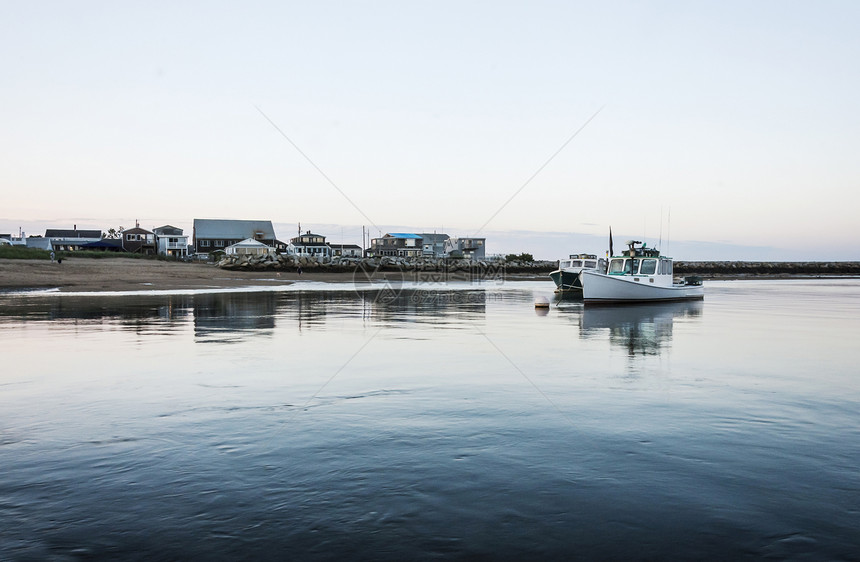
[607,241,673,277]
[559,254,600,270]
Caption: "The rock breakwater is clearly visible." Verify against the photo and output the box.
[675,261,860,277]
[217,254,557,274]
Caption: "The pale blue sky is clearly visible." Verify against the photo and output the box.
[2,1,859,259]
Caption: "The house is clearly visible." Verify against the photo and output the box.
[445,236,486,260]
[369,233,423,258]
[420,233,450,258]
[329,243,363,258]
[25,237,54,251]
[1,233,26,247]
[121,224,156,254]
[153,225,189,258]
[192,219,277,255]
[226,238,274,256]
[45,227,103,251]
[289,231,332,259]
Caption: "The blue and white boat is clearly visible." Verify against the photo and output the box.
[580,240,703,304]
[549,254,605,294]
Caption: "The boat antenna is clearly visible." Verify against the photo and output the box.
[658,206,663,251]
[609,226,614,257]
[667,207,671,256]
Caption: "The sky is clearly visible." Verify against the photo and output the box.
[2,1,859,260]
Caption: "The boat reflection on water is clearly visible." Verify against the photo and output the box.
[579,300,703,356]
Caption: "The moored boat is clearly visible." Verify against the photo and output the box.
[549,254,605,294]
[580,240,703,304]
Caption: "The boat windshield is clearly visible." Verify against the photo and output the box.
[571,260,582,267]
[608,259,626,274]
[640,259,657,275]
[560,261,570,268]
[584,260,597,269]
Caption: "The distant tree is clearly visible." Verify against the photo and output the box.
[104,227,125,239]
[505,252,534,263]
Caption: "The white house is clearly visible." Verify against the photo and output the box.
[153,225,189,258]
[289,231,332,259]
[226,238,274,256]
[26,237,54,251]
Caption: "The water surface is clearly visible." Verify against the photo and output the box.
[1,279,858,559]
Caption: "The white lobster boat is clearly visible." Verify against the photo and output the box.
[549,254,605,294]
[580,240,703,304]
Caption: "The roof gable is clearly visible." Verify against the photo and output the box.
[45,229,102,238]
[228,238,269,248]
[153,225,183,235]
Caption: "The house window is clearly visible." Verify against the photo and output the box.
[215,240,224,247]
[200,240,210,248]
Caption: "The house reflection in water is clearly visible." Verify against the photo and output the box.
[0,294,194,336]
[358,288,488,326]
[579,301,703,356]
[193,292,278,342]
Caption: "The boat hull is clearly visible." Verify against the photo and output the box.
[549,269,583,293]
[580,270,704,304]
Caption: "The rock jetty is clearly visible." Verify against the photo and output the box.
[217,253,557,274]
[675,261,860,277]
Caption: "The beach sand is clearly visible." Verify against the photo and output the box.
[0,258,341,292]
[0,258,549,293]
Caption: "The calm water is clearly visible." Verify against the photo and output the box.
[1,279,858,560]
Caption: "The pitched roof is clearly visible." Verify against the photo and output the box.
[386,233,422,239]
[227,238,269,248]
[420,233,450,243]
[45,229,102,238]
[154,225,184,235]
[193,219,276,240]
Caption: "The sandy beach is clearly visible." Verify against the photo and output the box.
[0,258,552,293]
[0,258,345,292]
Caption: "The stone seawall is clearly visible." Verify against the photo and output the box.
[217,254,556,274]
[675,261,860,276]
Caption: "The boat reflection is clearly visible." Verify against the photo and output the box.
[579,300,703,356]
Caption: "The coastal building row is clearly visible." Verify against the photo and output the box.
[2,219,487,261]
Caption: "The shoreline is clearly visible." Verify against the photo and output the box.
[0,258,858,294]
